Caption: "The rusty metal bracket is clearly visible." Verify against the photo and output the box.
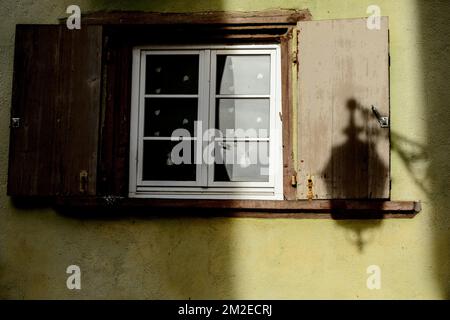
[307,175,314,201]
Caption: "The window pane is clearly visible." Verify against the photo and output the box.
[144,98,198,137]
[216,99,269,138]
[216,55,270,95]
[145,55,199,94]
[142,140,196,181]
[214,141,269,182]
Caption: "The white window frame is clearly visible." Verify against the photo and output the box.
[129,44,283,200]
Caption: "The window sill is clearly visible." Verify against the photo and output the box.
[55,197,421,219]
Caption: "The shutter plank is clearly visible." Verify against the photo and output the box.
[59,27,103,196]
[8,25,103,197]
[97,32,132,196]
[297,18,390,199]
[8,26,61,196]
[297,20,334,199]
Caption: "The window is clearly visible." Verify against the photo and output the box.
[129,45,283,199]
[8,13,420,217]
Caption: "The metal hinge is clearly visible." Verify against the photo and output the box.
[11,117,20,128]
[291,173,297,187]
[79,170,88,193]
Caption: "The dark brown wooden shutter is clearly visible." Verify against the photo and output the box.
[296,18,390,199]
[8,25,103,196]
[96,29,133,197]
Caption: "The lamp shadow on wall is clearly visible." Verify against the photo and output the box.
[323,99,387,252]
[415,0,450,299]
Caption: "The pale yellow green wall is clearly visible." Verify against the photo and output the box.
[0,0,448,299]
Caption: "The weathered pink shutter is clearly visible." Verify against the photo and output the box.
[297,18,390,199]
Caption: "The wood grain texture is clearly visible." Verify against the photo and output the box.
[55,197,420,219]
[281,29,297,200]
[67,10,312,26]
[8,26,62,196]
[59,26,103,196]
[97,30,132,196]
[297,18,390,199]
[8,25,103,196]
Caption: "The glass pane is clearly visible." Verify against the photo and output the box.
[144,98,198,137]
[216,55,270,95]
[145,55,199,94]
[142,140,196,181]
[216,99,269,138]
[214,142,269,182]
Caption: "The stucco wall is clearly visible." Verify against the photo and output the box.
[0,0,448,299]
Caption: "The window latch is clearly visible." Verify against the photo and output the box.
[371,105,389,128]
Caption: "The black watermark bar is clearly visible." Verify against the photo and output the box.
[1,300,445,319]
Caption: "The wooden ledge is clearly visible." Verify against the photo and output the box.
[54,198,421,219]
[59,9,312,25]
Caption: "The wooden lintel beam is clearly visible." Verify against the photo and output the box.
[59,9,312,26]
